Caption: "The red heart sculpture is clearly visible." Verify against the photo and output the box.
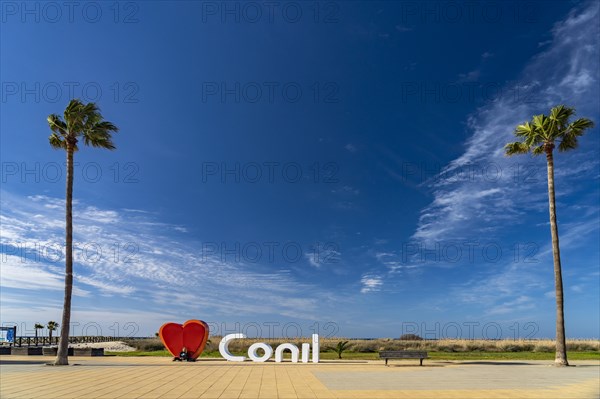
[159,319,210,360]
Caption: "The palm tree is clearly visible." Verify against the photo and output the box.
[327,340,350,359]
[505,105,594,366]
[34,323,44,344]
[47,99,119,365]
[47,321,59,342]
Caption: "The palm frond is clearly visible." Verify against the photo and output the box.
[532,145,545,156]
[47,114,67,135]
[83,133,116,149]
[514,122,544,149]
[558,137,577,152]
[83,120,119,149]
[549,105,575,124]
[48,133,67,149]
[523,132,541,148]
[531,114,551,140]
[81,102,99,115]
[557,118,594,152]
[504,141,530,156]
[567,118,595,136]
[514,122,534,137]
[64,99,85,131]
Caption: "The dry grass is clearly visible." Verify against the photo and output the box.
[125,337,600,353]
[322,338,598,353]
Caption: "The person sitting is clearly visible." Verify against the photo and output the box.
[179,346,188,361]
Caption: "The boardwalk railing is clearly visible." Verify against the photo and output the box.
[5,336,121,347]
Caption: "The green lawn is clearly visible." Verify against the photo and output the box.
[320,351,600,360]
[106,350,600,361]
[428,351,600,360]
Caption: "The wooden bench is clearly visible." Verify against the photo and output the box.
[379,351,428,366]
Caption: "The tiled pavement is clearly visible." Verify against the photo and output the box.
[1,356,598,398]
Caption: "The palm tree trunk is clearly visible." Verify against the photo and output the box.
[54,145,74,366]
[546,149,568,366]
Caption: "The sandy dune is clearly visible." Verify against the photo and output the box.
[68,341,137,352]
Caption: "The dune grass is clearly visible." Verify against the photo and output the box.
[111,337,600,360]
[123,337,599,353]
[106,350,600,360]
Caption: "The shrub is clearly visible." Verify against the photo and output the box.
[533,345,553,353]
[437,344,462,353]
[399,334,423,341]
[567,341,599,351]
[352,341,378,353]
[465,342,487,351]
[499,342,534,352]
[519,343,535,351]
[123,338,165,352]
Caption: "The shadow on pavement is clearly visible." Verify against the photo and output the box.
[386,364,445,368]
[0,360,49,365]
[318,360,369,364]
[448,361,535,366]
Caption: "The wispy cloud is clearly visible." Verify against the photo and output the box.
[1,255,91,297]
[360,274,383,293]
[414,1,599,243]
[457,69,481,83]
[0,190,340,328]
[409,2,600,318]
[487,295,535,316]
[331,186,360,196]
[305,246,341,268]
[369,2,600,308]
[457,51,494,82]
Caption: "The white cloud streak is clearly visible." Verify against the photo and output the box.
[360,274,383,293]
[414,1,599,243]
[370,3,599,311]
[1,190,338,327]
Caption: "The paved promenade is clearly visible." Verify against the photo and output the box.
[1,356,598,398]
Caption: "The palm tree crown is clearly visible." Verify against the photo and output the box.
[48,99,118,151]
[34,323,44,341]
[505,105,594,156]
[47,321,58,330]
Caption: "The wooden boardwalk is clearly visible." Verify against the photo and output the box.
[5,336,127,347]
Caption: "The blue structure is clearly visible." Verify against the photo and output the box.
[1,326,17,345]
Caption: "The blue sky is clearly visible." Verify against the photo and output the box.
[1,1,599,339]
